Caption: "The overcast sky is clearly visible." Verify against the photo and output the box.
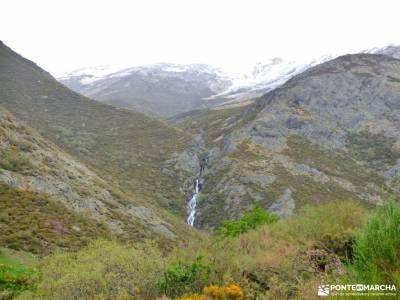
[2,0,400,76]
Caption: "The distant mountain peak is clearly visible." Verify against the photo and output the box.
[58,44,400,117]
[364,44,400,59]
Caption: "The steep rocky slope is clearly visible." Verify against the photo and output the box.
[174,54,400,228]
[0,107,179,253]
[0,41,192,220]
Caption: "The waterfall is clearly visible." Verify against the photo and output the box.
[187,154,208,227]
[187,179,200,226]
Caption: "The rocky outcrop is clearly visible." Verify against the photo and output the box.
[268,189,295,219]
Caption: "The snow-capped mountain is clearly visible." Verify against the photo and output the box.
[364,44,400,59]
[59,63,233,117]
[59,65,126,90]
[208,55,335,102]
[58,45,398,117]
[59,58,336,117]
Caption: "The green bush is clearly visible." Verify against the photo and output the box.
[34,240,165,300]
[157,255,213,299]
[217,205,279,238]
[0,253,36,299]
[351,200,400,285]
[0,148,33,173]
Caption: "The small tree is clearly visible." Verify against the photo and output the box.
[217,205,279,238]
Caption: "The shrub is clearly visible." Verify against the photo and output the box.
[157,255,213,299]
[35,240,165,300]
[217,206,279,238]
[0,148,33,173]
[274,200,368,261]
[179,284,244,300]
[0,254,36,299]
[351,200,400,285]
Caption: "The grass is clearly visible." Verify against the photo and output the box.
[0,248,37,299]
[0,148,34,174]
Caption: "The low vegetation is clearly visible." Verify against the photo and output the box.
[284,135,385,188]
[0,149,34,174]
[179,284,244,300]
[351,200,400,286]
[0,249,37,300]
[31,240,164,300]
[11,199,393,300]
[0,183,111,255]
[157,255,213,298]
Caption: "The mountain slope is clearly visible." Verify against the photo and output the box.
[0,106,180,254]
[0,41,192,222]
[174,53,400,228]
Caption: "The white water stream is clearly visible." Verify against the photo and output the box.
[187,179,200,226]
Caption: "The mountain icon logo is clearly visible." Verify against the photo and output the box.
[318,285,330,296]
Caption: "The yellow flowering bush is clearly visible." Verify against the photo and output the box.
[179,284,244,300]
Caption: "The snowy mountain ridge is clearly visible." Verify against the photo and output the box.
[59,55,335,101]
[58,45,400,117]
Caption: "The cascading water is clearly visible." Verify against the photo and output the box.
[187,154,208,227]
[187,179,200,226]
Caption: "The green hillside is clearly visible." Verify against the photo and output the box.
[0,41,192,218]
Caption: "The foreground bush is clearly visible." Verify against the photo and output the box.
[33,240,165,300]
[157,255,213,298]
[274,200,368,261]
[351,200,400,286]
